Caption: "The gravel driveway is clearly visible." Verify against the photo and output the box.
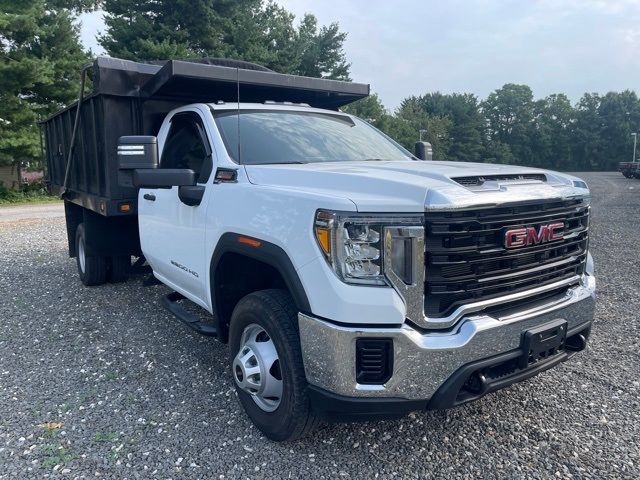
[0,202,63,222]
[1,172,638,479]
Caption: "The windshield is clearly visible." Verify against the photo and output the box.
[214,110,414,165]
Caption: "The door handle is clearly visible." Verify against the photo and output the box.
[143,193,156,201]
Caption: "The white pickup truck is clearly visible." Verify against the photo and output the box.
[44,58,595,441]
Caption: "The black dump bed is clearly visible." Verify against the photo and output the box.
[42,57,369,216]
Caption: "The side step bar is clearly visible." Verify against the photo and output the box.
[161,292,217,337]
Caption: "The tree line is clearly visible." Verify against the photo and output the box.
[344,87,640,171]
[1,0,637,173]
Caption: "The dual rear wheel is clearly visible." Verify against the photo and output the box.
[75,223,130,286]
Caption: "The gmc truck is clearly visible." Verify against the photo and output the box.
[43,57,596,441]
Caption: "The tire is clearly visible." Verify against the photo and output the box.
[229,289,320,441]
[75,223,107,286]
[108,255,131,283]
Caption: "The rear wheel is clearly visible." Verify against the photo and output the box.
[108,255,131,283]
[75,223,107,286]
[229,289,320,441]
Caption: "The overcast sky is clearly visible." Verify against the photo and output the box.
[78,0,640,110]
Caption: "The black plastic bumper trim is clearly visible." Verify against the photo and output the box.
[427,322,591,410]
[307,385,428,420]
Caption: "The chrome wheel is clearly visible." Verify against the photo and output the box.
[233,323,283,412]
[78,236,86,273]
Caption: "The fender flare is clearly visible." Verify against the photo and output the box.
[209,232,311,337]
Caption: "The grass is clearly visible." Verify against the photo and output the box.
[0,194,60,206]
[42,427,60,438]
[39,443,76,468]
[94,431,119,443]
[0,183,60,206]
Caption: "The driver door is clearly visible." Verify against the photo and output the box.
[138,110,214,306]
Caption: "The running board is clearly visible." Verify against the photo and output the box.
[161,292,218,337]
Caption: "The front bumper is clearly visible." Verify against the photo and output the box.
[299,274,595,411]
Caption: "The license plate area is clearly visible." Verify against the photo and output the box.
[519,319,568,369]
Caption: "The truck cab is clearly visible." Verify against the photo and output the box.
[44,58,596,441]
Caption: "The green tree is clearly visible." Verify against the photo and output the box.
[0,0,90,168]
[341,93,389,127]
[482,84,536,165]
[597,91,640,169]
[531,94,574,170]
[99,0,350,79]
[343,94,451,158]
[571,93,603,171]
[416,93,484,162]
[395,97,451,158]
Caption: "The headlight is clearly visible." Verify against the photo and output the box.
[314,210,422,286]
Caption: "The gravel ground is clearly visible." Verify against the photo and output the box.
[0,203,63,222]
[0,172,638,479]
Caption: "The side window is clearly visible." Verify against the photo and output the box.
[160,113,212,183]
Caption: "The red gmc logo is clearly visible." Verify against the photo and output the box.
[504,223,565,249]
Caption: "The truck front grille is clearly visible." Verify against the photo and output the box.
[423,198,589,317]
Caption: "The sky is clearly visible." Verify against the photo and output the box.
[78,0,640,110]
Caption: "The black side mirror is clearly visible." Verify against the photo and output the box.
[133,169,196,188]
[118,136,159,187]
[415,141,433,161]
[118,136,159,169]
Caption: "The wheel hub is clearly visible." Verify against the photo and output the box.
[233,324,282,412]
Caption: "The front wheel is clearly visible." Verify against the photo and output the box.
[229,289,320,441]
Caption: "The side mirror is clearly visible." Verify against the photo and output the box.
[415,141,433,161]
[118,136,159,188]
[118,136,159,169]
[133,169,196,188]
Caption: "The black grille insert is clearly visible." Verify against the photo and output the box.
[424,198,589,317]
[356,338,393,385]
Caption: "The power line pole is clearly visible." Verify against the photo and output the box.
[632,132,638,163]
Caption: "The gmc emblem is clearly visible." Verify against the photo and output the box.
[504,223,564,249]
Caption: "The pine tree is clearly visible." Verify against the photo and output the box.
[0,0,90,167]
[98,0,350,79]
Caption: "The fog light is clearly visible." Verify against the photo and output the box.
[356,338,393,385]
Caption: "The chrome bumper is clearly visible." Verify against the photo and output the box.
[299,275,596,400]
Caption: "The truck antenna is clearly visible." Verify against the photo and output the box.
[236,67,241,164]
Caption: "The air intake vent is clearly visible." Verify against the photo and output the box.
[356,339,393,385]
[454,173,546,187]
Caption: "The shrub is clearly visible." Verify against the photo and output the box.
[0,181,57,204]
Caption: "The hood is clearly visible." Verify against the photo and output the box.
[244,160,590,212]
